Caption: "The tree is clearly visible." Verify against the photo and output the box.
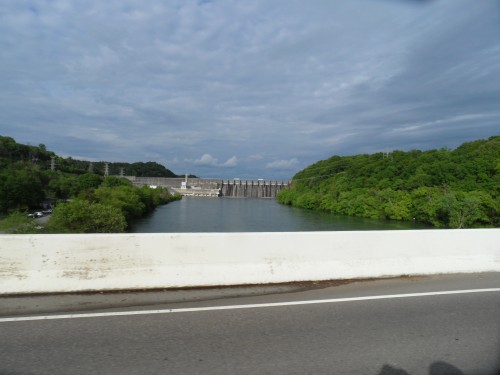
[0,211,38,233]
[101,176,133,188]
[0,164,45,212]
[380,189,412,221]
[278,136,499,227]
[441,191,496,228]
[50,200,127,233]
[78,173,102,192]
[93,185,145,221]
[46,172,80,199]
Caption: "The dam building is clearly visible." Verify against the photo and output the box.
[123,176,289,198]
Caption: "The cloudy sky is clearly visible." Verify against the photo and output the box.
[1,0,499,179]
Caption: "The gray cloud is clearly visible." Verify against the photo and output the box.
[0,0,499,179]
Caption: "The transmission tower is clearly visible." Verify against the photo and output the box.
[50,156,56,171]
[104,162,109,177]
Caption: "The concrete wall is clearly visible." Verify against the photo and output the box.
[220,180,289,198]
[0,229,499,295]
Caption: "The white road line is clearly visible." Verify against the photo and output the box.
[1,288,500,323]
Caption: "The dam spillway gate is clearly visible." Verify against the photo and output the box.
[219,180,289,198]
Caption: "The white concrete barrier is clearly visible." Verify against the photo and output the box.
[0,229,499,295]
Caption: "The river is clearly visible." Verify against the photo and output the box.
[130,197,431,233]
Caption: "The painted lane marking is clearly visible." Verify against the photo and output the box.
[1,288,500,323]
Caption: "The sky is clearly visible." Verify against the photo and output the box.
[0,0,499,179]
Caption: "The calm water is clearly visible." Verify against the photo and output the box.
[130,197,431,233]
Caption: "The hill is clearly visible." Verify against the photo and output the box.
[0,135,182,213]
[0,135,178,177]
[277,136,499,228]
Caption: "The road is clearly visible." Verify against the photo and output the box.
[1,273,499,375]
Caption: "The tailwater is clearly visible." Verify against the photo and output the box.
[130,197,431,233]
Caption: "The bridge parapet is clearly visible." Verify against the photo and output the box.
[1,229,498,294]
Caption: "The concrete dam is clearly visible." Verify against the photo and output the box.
[219,179,289,198]
[124,177,290,198]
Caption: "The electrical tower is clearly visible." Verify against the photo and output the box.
[50,156,56,171]
[104,162,109,177]
[119,167,124,177]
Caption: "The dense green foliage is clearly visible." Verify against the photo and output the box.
[0,162,47,212]
[0,211,39,234]
[48,178,180,233]
[1,176,181,233]
[0,135,179,178]
[50,200,127,233]
[277,137,499,228]
[0,135,182,233]
[0,136,54,168]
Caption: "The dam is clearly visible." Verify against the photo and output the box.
[123,177,289,198]
[219,179,289,198]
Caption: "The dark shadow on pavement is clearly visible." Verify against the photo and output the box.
[378,364,410,375]
[429,361,464,375]
[378,361,469,375]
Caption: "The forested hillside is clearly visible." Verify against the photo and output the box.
[0,135,178,177]
[277,136,499,228]
[0,136,181,233]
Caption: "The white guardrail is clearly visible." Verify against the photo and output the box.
[0,229,499,294]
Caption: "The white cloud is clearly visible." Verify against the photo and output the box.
[194,153,218,166]
[193,154,238,168]
[266,158,299,170]
[221,156,238,167]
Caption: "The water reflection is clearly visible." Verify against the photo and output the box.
[130,197,432,233]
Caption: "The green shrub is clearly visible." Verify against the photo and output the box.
[50,200,127,233]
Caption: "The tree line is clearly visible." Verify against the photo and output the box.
[47,176,180,233]
[0,135,181,233]
[277,136,499,228]
[0,135,179,177]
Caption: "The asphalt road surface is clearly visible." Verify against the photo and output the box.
[1,273,499,375]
